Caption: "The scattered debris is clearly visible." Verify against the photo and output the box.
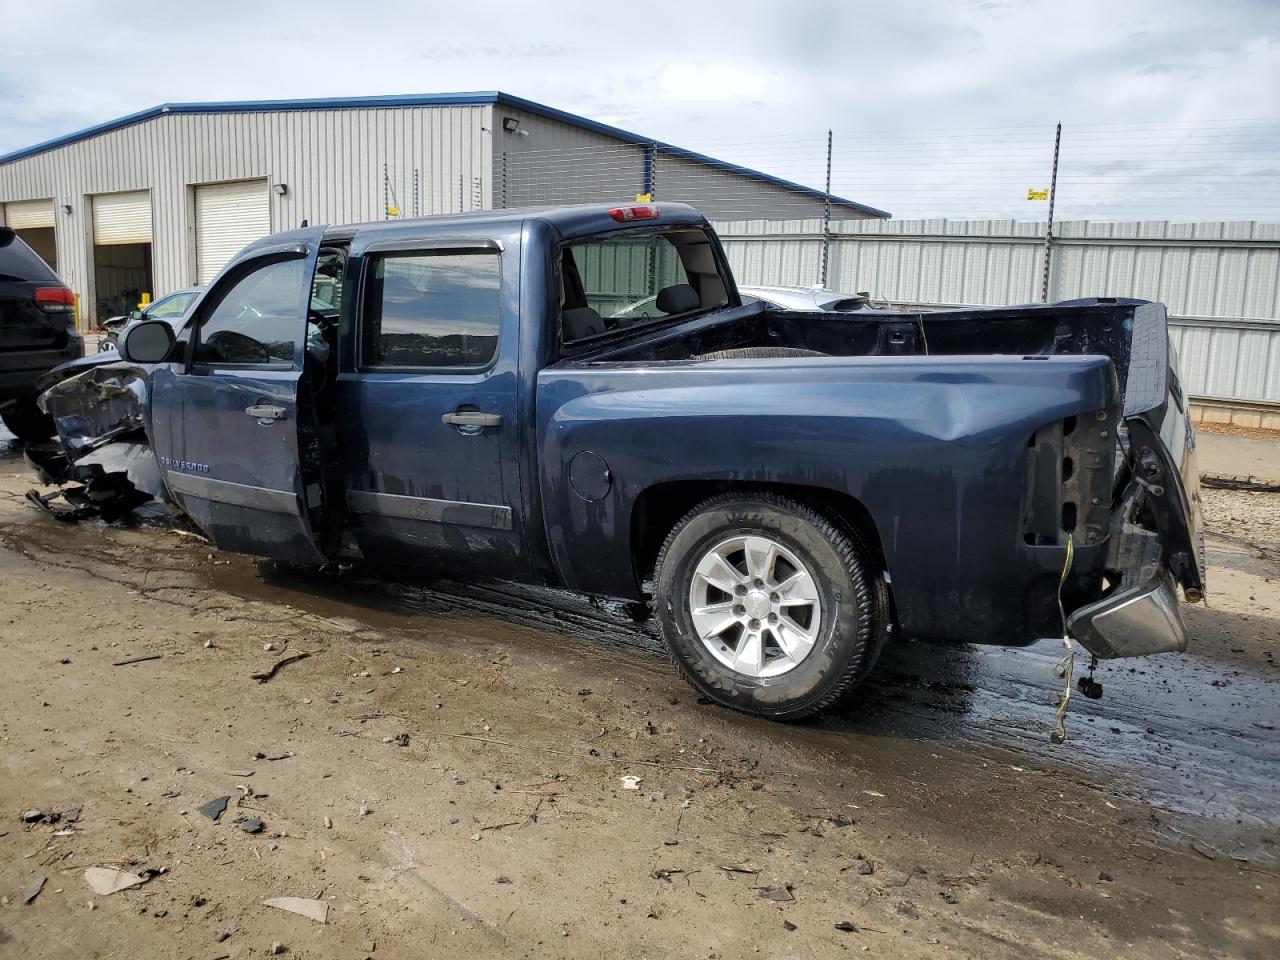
[620,775,642,790]
[839,858,875,876]
[63,807,80,823]
[835,920,859,933]
[198,796,231,822]
[112,654,162,667]
[1078,675,1104,699]
[324,816,333,829]
[251,652,311,684]
[22,875,46,904]
[216,923,238,943]
[651,868,684,882]
[239,817,264,834]
[759,885,795,902]
[782,920,798,931]
[895,900,920,919]
[84,867,148,896]
[263,896,329,924]
[263,642,276,651]
[269,941,285,955]
[719,863,760,875]
[359,802,371,817]
[1099,871,1114,882]
[861,790,885,798]
[393,733,410,747]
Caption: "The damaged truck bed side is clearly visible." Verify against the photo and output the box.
[79,202,1202,720]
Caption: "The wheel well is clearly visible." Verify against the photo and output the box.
[631,480,889,586]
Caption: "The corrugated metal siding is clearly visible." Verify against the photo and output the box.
[0,105,491,322]
[494,105,647,209]
[656,157,866,222]
[491,107,873,222]
[714,217,1280,405]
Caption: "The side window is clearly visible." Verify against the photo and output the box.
[361,251,500,369]
[193,258,305,366]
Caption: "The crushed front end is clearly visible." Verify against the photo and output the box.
[24,362,172,522]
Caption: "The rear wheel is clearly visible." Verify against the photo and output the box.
[1,402,55,443]
[653,492,886,721]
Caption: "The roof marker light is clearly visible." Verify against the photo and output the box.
[609,204,660,222]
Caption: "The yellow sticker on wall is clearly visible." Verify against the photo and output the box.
[1026,188,1049,201]
[635,193,653,203]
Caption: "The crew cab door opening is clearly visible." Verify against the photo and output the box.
[335,235,530,579]
[150,227,330,564]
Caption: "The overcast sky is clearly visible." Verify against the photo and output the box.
[3,0,1277,221]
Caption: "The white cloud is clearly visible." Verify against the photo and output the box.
[1,0,1277,220]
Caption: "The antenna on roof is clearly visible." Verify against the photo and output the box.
[300,219,309,227]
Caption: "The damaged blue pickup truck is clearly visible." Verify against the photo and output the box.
[70,202,1202,720]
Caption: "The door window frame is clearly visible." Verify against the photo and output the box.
[185,241,312,373]
[353,237,505,376]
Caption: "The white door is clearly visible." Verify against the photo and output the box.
[3,198,55,229]
[195,180,270,284]
[92,190,152,244]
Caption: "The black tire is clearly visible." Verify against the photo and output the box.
[653,492,886,721]
[1,403,55,443]
[694,346,827,360]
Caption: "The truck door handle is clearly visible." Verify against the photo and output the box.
[441,410,502,429]
[245,403,288,421]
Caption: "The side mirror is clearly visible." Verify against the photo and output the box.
[130,309,145,321]
[118,319,177,364]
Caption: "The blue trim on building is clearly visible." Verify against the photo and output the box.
[0,91,890,218]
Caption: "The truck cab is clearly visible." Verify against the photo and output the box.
[116,203,1205,721]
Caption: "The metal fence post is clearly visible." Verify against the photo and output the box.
[646,142,658,200]
[1040,122,1062,303]
[821,129,833,288]
[501,152,508,209]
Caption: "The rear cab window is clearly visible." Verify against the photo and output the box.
[558,227,730,345]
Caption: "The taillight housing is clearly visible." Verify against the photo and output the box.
[35,286,76,315]
[609,204,660,222]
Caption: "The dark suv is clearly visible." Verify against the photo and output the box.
[0,227,82,441]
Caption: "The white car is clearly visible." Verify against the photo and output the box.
[614,284,869,320]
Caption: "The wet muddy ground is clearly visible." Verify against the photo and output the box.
[0,432,1276,958]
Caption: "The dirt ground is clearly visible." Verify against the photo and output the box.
[1,439,1277,960]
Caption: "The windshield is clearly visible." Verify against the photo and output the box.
[559,227,730,344]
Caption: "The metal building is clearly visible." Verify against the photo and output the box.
[0,91,888,324]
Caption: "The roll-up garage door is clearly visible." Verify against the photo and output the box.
[4,199,55,229]
[92,191,152,245]
[195,180,270,284]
